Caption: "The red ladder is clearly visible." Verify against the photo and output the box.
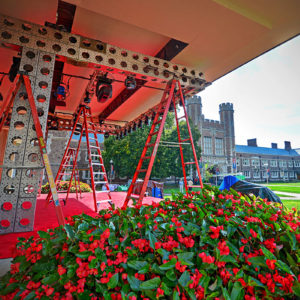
[122,79,203,209]
[47,104,111,212]
[46,148,82,204]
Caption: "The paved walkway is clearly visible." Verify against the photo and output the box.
[272,191,300,199]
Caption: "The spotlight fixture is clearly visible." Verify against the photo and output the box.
[124,129,127,136]
[138,120,143,128]
[169,101,175,112]
[132,123,137,131]
[128,126,132,134]
[54,84,67,101]
[96,74,113,103]
[104,132,110,139]
[151,113,155,121]
[120,132,123,139]
[124,76,136,90]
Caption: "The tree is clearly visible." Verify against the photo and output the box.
[102,112,201,181]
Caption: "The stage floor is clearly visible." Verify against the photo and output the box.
[0,192,160,259]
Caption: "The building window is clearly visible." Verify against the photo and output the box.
[243,170,250,178]
[215,138,224,156]
[236,159,240,166]
[294,161,300,167]
[253,170,260,178]
[289,172,294,178]
[203,137,212,155]
[252,159,260,167]
[270,160,277,167]
[261,159,268,167]
[284,171,288,178]
[242,159,250,166]
[271,171,278,178]
[279,160,287,168]
[288,161,293,168]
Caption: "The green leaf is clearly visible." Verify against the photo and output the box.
[38,230,50,239]
[65,224,75,240]
[127,275,141,291]
[140,277,161,290]
[220,255,238,265]
[78,222,89,231]
[147,232,157,249]
[173,290,180,300]
[178,271,190,287]
[1,283,18,295]
[159,258,176,270]
[95,248,106,261]
[161,282,172,296]
[292,281,300,297]
[24,291,36,300]
[230,281,244,300]
[42,273,59,285]
[127,260,148,271]
[276,260,294,275]
[248,256,265,267]
[177,252,194,266]
[222,287,231,300]
[226,241,239,256]
[261,246,276,260]
[108,273,119,289]
[166,269,177,281]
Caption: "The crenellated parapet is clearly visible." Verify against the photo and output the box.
[219,102,234,111]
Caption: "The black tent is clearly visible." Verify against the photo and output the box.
[219,176,282,204]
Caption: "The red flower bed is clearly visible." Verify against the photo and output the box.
[0,185,299,299]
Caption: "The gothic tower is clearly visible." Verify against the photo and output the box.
[219,103,235,172]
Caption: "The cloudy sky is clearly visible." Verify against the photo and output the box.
[199,35,300,150]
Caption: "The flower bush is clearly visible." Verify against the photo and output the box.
[0,185,299,299]
[41,181,92,194]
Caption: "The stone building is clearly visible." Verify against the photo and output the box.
[185,96,235,174]
[235,139,300,182]
[185,95,300,182]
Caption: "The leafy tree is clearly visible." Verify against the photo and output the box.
[102,112,201,181]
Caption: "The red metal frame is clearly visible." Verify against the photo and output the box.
[23,74,65,226]
[122,79,203,209]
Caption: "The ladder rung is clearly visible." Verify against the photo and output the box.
[92,163,103,166]
[59,172,72,175]
[146,143,155,148]
[137,169,147,173]
[90,145,100,149]
[69,148,77,150]
[185,162,195,165]
[94,181,108,184]
[142,156,151,160]
[93,172,105,175]
[88,130,97,134]
[188,185,202,188]
[181,138,190,142]
[96,190,110,193]
[97,200,113,204]
[150,131,159,136]
[154,119,162,125]
[177,116,185,120]
[57,190,68,193]
[63,164,73,167]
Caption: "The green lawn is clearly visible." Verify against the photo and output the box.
[268,186,300,194]
[281,200,299,210]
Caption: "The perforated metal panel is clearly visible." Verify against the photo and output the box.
[0,47,55,233]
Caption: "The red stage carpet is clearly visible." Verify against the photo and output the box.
[0,192,160,259]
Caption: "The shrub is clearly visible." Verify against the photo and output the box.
[41,181,92,194]
[0,185,299,299]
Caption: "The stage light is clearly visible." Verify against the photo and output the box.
[169,101,175,112]
[96,74,113,103]
[84,91,91,104]
[124,129,127,136]
[128,126,132,134]
[151,113,155,121]
[104,132,110,139]
[54,85,66,101]
[120,132,123,139]
[125,76,136,90]
[138,120,143,128]
[116,134,119,140]
[132,123,137,131]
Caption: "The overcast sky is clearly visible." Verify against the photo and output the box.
[199,35,300,150]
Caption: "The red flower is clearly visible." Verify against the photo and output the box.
[250,229,257,238]
[58,265,66,275]
[175,261,187,272]
[156,287,164,298]
[198,252,215,264]
[218,241,230,256]
[209,225,223,239]
[266,259,276,270]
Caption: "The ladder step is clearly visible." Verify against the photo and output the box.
[90,145,100,149]
[142,156,151,160]
[92,163,103,166]
[93,172,105,175]
[94,181,108,184]
[177,116,185,120]
[137,169,147,173]
[181,138,190,142]
[96,190,110,193]
[154,119,162,125]
[188,185,202,188]
[150,131,159,136]
[62,164,73,167]
[59,172,72,175]
[146,143,155,148]
[185,162,195,165]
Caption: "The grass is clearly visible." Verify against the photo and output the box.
[281,200,299,210]
[267,186,300,194]
[274,193,296,198]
